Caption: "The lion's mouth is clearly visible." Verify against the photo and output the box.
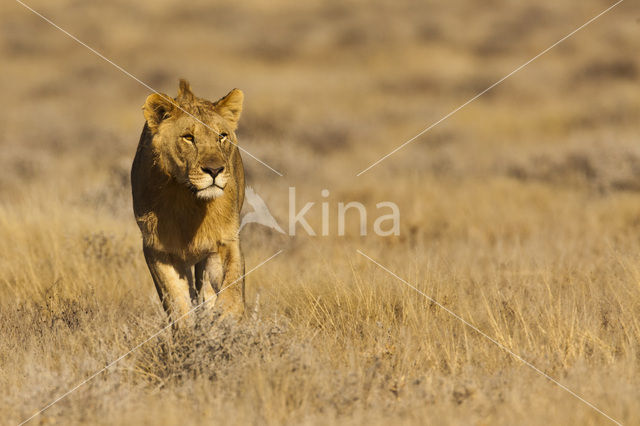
[191,184,225,200]
[188,174,228,200]
[197,182,226,192]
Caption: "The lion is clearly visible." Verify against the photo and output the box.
[131,79,246,325]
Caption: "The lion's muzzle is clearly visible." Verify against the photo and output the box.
[201,165,224,180]
[189,165,229,200]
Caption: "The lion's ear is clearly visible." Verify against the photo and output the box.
[214,89,243,129]
[143,93,175,132]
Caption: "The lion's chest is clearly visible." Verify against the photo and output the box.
[140,204,237,261]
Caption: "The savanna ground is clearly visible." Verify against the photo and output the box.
[1,0,639,424]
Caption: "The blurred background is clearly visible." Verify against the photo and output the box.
[2,0,639,206]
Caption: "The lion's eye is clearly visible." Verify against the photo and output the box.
[219,133,228,143]
[181,134,194,143]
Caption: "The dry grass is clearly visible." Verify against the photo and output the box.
[1,0,640,424]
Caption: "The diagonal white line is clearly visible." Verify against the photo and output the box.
[18,249,284,426]
[356,249,622,426]
[14,0,284,177]
[356,0,626,176]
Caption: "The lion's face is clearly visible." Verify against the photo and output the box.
[153,113,235,200]
[143,81,243,201]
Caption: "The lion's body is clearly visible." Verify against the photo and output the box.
[132,125,244,260]
[131,80,246,322]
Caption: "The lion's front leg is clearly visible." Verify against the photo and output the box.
[214,240,245,320]
[194,253,222,319]
[143,247,194,328]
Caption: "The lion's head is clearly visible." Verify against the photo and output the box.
[142,79,243,201]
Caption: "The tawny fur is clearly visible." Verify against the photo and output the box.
[131,79,246,323]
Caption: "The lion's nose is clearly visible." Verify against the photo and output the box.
[201,165,224,178]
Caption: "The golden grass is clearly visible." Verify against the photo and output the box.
[1,0,639,424]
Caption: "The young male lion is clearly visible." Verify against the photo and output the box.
[131,79,246,324]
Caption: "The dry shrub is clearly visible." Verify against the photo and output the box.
[133,316,290,385]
